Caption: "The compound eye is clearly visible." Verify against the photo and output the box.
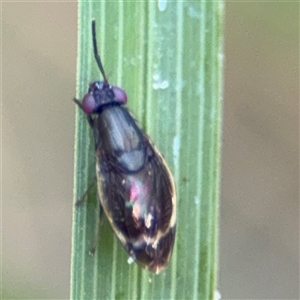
[82,93,96,115]
[112,86,128,104]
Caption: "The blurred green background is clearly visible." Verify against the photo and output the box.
[2,2,298,299]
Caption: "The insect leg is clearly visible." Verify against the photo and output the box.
[89,204,104,255]
[73,98,83,109]
[75,177,97,206]
[73,98,94,127]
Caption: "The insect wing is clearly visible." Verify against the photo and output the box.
[95,116,176,274]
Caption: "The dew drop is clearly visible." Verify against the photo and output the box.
[158,0,167,12]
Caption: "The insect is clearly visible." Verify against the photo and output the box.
[74,20,176,274]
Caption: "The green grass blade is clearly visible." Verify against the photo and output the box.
[71,1,224,299]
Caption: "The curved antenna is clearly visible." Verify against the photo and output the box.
[92,20,108,83]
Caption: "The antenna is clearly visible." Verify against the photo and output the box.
[92,20,108,83]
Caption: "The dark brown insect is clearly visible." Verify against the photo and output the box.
[74,20,176,274]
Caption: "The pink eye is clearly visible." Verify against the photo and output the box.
[112,86,127,104]
[82,93,96,115]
